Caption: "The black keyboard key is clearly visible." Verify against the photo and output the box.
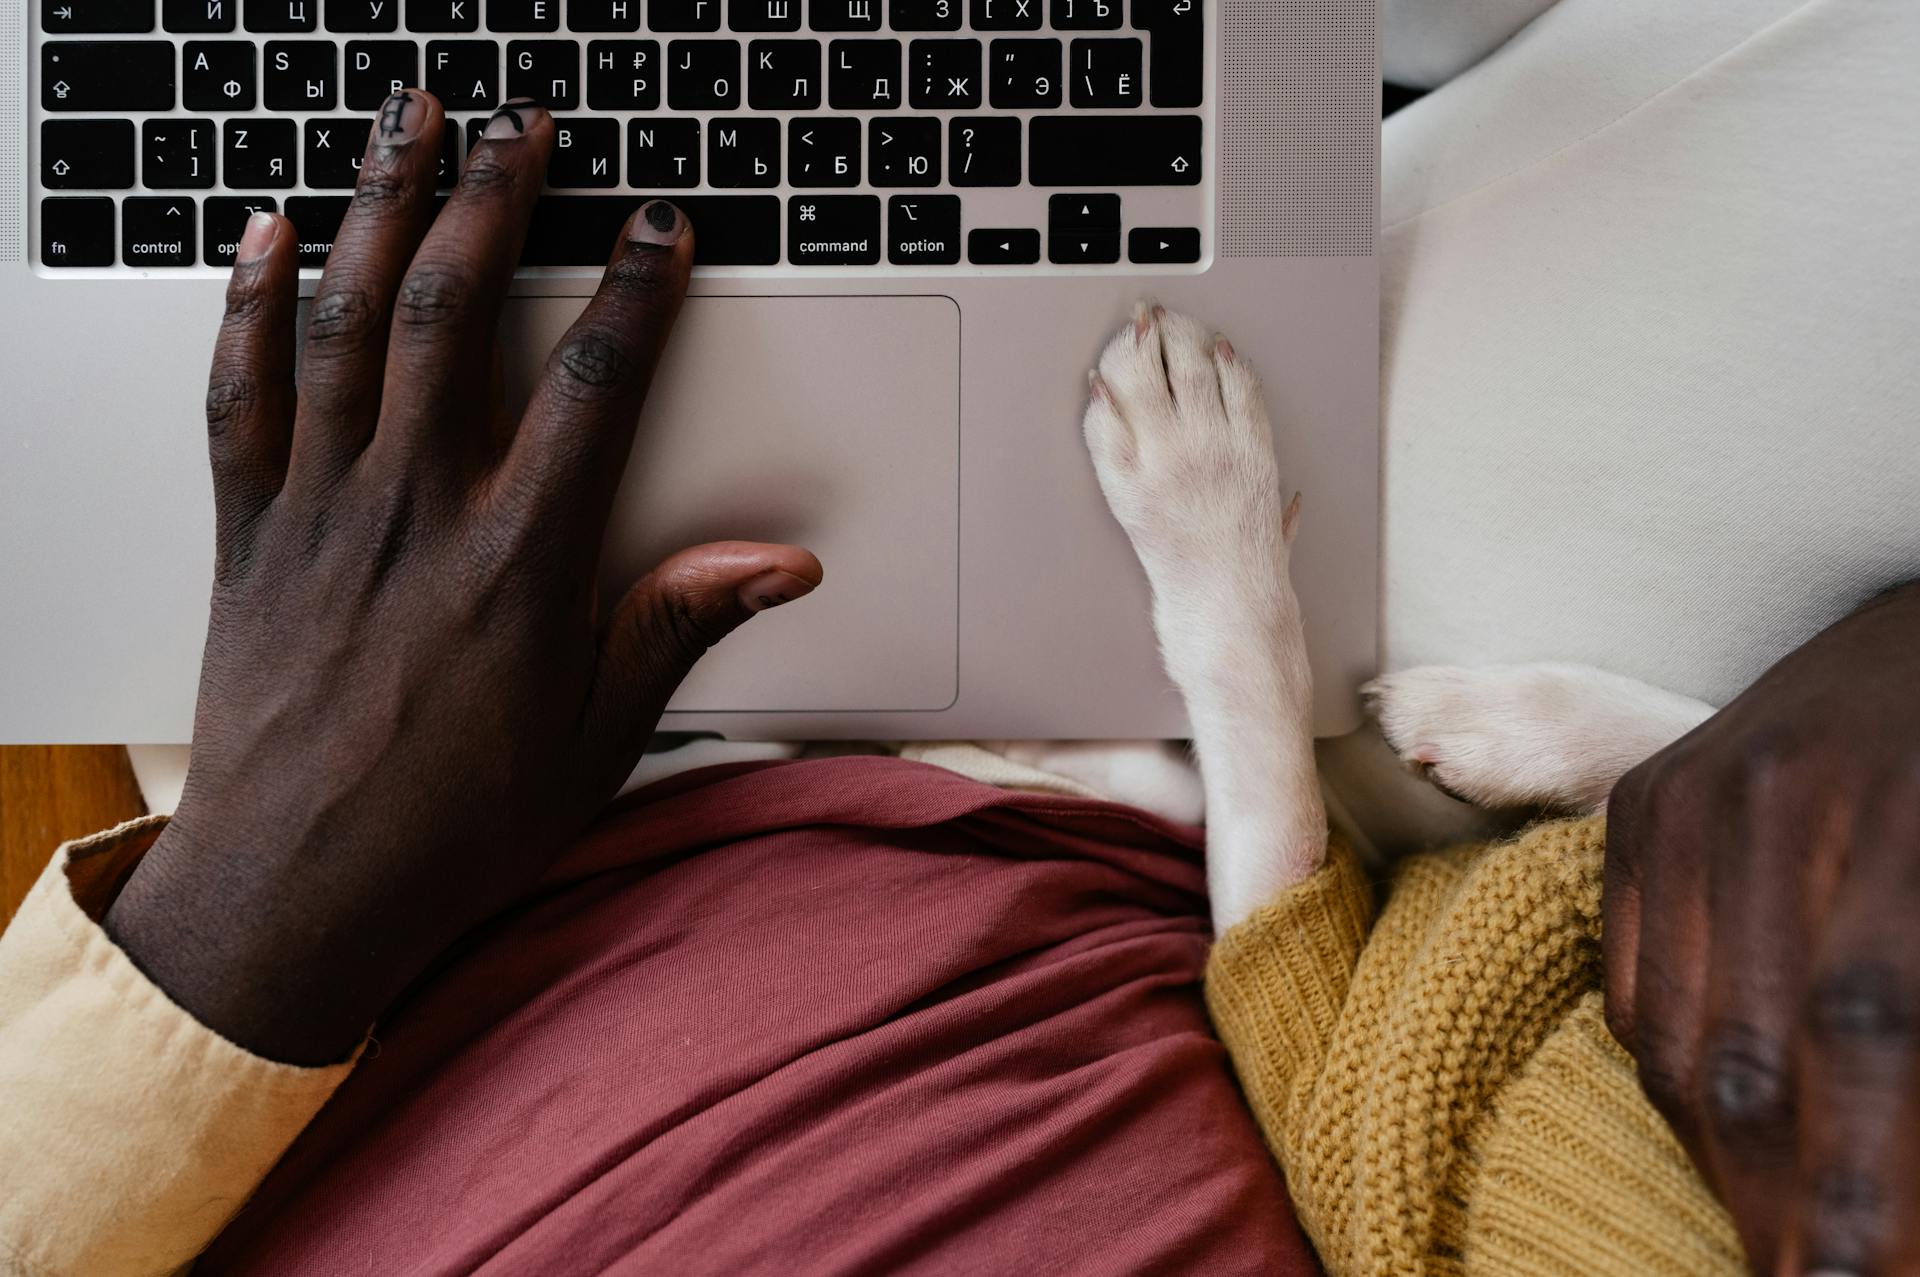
[987,38,1058,109]
[887,193,958,265]
[205,194,278,265]
[122,195,196,266]
[1132,0,1200,107]
[586,40,659,108]
[708,118,779,188]
[568,0,638,29]
[747,39,818,109]
[224,117,297,185]
[142,119,215,187]
[304,116,371,187]
[285,194,349,265]
[667,39,738,110]
[1128,225,1198,263]
[908,38,978,109]
[427,40,498,107]
[163,0,235,31]
[887,0,954,30]
[730,0,798,29]
[809,0,877,30]
[1069,36,1139,107]
[970,0,1036,29]
[788,195,878,265]
[183,40,256,110]
[42,42,174,111]
[407,0,477,30]
[1051,0,1116,25]
[1029,115,1199,185]
[549,116,619,186]
[967,227,1038,264]
[489,0,558,28]
[787,117,858,187]
[649,0,718,29]
[345,40,415,107]
[867,117,938,186]
[1048,192,1117,263]
[436,121,460,186]
[948,115,1018,186]
[1049,227,1117,263]
[326,0,397,29]
[507,40,578,106]
[41,0,152,32]
[243,0,313,30]
[264,40,336,109]
[41,197,115,266]
[826,39,897,110]
[1049,191,1116,229]
[521,195,779,266]
[627,117,700,186]
[40,119,134,189]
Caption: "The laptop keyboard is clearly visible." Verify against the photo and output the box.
[33,0,1208,272]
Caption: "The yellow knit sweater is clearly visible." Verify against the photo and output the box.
[1205,816,1745,1277]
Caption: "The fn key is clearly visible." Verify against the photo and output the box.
[41,197,115,266]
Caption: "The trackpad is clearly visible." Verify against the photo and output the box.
[502,294,959,712]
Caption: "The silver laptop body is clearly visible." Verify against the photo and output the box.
[3,0,1378,743]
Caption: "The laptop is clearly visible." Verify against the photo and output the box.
[4,0,1378,743]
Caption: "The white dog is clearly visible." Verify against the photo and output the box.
[1081,303,1715,930]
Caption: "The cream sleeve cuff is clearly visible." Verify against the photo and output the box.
[0,818,359,1277]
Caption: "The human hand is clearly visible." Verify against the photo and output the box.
[1605,582,1920,1275]
[103,90,822,1066]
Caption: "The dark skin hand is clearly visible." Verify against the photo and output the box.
[102,90,823,1067]
[1606,581,1920,1277]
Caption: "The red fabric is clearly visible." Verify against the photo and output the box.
[198,757,1319,1276]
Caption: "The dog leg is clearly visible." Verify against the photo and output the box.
[1084,304,1326,932]
[1363,663,1714,811]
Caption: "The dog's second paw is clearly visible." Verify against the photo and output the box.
[1082,303,1295,602]
[1363,663,1714,812]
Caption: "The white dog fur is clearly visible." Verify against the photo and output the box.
[1082,303,1715,931]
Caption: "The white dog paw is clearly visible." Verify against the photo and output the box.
[1363,663,1715,812]
[1082,302,1295,607]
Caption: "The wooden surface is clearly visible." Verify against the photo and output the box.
[0,747,146,924]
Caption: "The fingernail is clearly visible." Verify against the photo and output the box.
[372,88,426,146]
[235,211,278,264]
[1087,370,1109,402]
[630,200,687,248]
[737,569,817,614]
[481,98,542,140]
[1132,301,1152,341]
[1215,336,1236,361]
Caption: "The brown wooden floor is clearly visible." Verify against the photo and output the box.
[0,747,146,925]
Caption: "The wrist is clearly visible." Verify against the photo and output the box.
[103,817,388,1066]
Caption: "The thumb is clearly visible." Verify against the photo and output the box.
[586,539,822,756]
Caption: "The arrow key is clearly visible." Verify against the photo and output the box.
[966,227,1039,265]
[1047,228,1119,265]
[122,195,198,266]
[1127,226,1200,264]
[40,119,135,188]
[183,40,257,109]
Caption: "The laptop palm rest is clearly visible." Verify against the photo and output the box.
[500,293,961,714]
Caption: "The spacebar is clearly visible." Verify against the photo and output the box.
[523,196,782,267]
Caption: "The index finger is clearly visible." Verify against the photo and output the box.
[497,199,694,540]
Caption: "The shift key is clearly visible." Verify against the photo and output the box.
[1028,115,1200,187]
[42,41,175,110]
